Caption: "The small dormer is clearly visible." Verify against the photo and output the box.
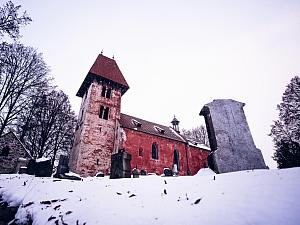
[132,119,142,128]
[154,126,165,134]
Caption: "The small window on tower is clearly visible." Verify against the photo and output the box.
[106,88,112,99]
[99,105,109,120]
[101,86,106,97]
[104,107,109,119]
[101,86,112,99]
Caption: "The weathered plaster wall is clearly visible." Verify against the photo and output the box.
[122,128,209,175]
[69,81,121,177]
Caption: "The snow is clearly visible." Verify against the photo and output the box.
[169,126,187,142]
[35,157,50,162]
[187,140,211,150]
[0,168,300,225]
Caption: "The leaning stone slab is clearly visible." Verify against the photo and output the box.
[200,99,267,173]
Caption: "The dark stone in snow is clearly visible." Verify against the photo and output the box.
[96,171,105,177]
[194,198,202,204]
[110,151,132,179]
[27,158,52,177]
[54,173,81,181]
[132,168,139,178]
[163,168,172,177]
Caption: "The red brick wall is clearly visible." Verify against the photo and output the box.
[122,128,209,175]
[187,146,209,175]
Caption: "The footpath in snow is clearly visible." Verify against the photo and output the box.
[0,167,300,225]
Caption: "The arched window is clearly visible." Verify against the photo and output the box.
[173,149,180,171]
[1,146,10,157]
[138,147,143,157]
[152,142,158,159]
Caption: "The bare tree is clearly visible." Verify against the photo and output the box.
[17,89,77,170]
[0,42,50,136]
[0,1,31,40]
[181,125,209,147]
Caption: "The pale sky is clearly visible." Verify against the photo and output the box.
[11,0,300,168]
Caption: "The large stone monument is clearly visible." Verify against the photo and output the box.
[200,99,267,173]
[110,150,132,179]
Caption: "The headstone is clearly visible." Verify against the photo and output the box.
[96,171,105,177]
[55,173,82,180]
[35,158,52,177]
[56,155,69,175]
[110,150,132,179]
[132,168,139,178]
[26,159,36,175]
[163,168,173,176]
[140,169,147,175]
[18,167,27,174]
[26,158,52,177]
[200,99,267,173]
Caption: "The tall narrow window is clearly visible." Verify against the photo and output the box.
[152,142,158,159]
[106,88,112,99]
[103,107,109,119]
[101,86,106,97]
[99,105,109,120]
[173,149,180,171]
[101,86,112,99]
[138,147,144,157]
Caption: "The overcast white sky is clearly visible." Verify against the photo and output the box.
[11,0,300,168]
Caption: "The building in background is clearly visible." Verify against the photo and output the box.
[0,132,31,174]
[69,54,210,177]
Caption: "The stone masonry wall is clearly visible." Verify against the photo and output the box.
[0,132,30,174]
[69,81,121,177]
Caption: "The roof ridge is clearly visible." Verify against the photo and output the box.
[1,131,33,159]
[120,113,170,129]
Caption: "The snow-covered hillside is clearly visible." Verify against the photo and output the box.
[1,168,300,225]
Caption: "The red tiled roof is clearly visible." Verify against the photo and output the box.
[89,54,129,88]
[120,113,187,143]
[76,54,129,97]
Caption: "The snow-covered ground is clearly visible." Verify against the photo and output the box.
[1,167,300,225]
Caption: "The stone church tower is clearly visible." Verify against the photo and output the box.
[69,54,129,177]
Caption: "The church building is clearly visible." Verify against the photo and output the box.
[69,54,210,177]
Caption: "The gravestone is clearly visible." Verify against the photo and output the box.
[56,155,69,175]
[26,159,36,175]
[200,99,267,173]
[140,169,147,175]
[163,168,173,176]
[110,150,132,179]
[27,158,52,177]
[35,158,52,177]
[132,168,139,178]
